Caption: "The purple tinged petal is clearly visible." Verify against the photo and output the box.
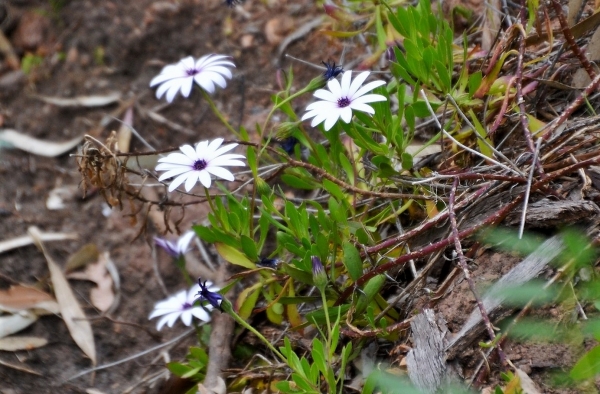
[165,83,181,103]
[179,77,194,98]
[178,231,195,254]
[179,56,196,69]
[197,72,227,90]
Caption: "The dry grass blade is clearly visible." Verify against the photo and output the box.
[27,226,97,365]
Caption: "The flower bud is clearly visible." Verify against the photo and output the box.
[311,256,328,290]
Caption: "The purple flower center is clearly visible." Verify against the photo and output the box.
[182,302,192,309]
[193,159,208,171]
[337,97,351,108]
[185,68,201,77]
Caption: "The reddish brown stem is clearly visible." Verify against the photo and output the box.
[550,0,597,80]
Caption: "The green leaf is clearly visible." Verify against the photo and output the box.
[246,146,258,178]
[281,173,316,190]
[322,179,345,202]
[240,235,258,261]
[167,362,192,377]
[329,197,346,224]
[571,345,600,380]
[311,339,327,377]
[343,242,363,281]
[401,152,413,170]
[236,284,261,320]
[356,275,386,314]
[215,243,256,269]
[375,6,387,51]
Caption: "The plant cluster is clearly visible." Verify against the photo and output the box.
[75,0,600,392]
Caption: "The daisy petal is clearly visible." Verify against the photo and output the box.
[340,107,354,123]
[352,81,386,99]
[184,172,200,192]
[206,166,235,181]
[347,71,371,97]
[167,173,191,192]
[191,308,211,322]
[198,170,212,188]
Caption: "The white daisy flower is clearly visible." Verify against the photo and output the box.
[156,138,246,192]
[154,231,195,259]
[301,71,387,131]
[150,54,235,102]
[149,282,220,330]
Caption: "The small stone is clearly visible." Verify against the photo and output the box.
[240,34,254,48]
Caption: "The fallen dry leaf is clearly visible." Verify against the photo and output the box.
[68,252,115,313]
[0,336,48,351]
[0,231,78,255]
[0,358,41,375]
[515,368,542,394]
[117,106,134,153]
[28,227,96,365]
[0,285,59,315]
[0,129,84,157]
[66,243,100,273]
[33,92,121,107]
[0,311,38,339]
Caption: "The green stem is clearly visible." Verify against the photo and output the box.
[201,90,240,138]
[260,84,317,138]
[221,300,285,361]
[176,256,194,286]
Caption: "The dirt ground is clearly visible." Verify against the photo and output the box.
[0,0,597,393]
[0,0,340,392]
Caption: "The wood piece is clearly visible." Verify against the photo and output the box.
[204,262,235,391]
[406,309,450,394]
[445,236,564,359]
[505,199,600,228]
